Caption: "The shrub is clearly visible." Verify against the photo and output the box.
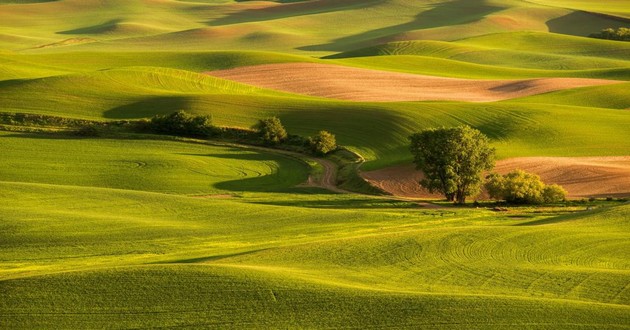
[486,170,566,204]
[589,27,630,41]
[255,117,287,145]
[310,130,337,155]
[149,111,214,137]
[542,184,567,203]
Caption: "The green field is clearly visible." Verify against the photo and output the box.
[1,0,629,328]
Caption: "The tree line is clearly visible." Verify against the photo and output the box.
[409,126,567,205]
[0,110,338,156]
[146,111,337,156]
[589,27,630,41]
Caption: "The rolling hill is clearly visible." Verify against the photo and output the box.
[1,0,629,328]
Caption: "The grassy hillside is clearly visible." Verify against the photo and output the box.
[1,168,629,327]
[1,68,628,169]
[1,0,629,328]
[0,132,309,194]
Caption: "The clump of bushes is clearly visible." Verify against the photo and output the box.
[485,170,567,204]
[589,27,630,41]
[254,117,287,145]
[252,116,338,155]
[149,110,215,138]
[309,130,337,156]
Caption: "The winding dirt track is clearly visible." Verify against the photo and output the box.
[207,63,622,102]
[361,157,630,199]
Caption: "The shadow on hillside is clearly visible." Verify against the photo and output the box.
[546,11,630,37]
[153,248,269,264]
[205,0,382,27]
[298,0,505,52]
[512,206,614,226]
[58,19,123,35]
[104,96,192,119]
[0,79,31,89]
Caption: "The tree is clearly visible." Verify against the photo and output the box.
[310,130,337,155]
[255,117,287,145]
[542,184,567,203]
[409,126,495,204]
[485,170,567,204]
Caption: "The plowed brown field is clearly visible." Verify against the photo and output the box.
[361,157,630,199]
[207,63,622,102]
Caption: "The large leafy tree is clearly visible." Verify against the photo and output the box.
[409,126,495,204]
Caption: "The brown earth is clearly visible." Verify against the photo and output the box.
[206,63,622,102]
[361,156,630,199]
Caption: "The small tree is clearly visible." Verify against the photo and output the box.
[543,184,567,203]
[409,126,495,204]
[255,117,287,145]
[485,170,567,204]
[310,130,337,155]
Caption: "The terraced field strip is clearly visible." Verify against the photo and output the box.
[207,63,623,102]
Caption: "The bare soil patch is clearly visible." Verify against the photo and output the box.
[206,63,621,102]
[361,156,630,199]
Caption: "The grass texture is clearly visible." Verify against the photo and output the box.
[1,0,629,328]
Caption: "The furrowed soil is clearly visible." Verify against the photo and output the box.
[361,156,630,199]
[207,63,623,102]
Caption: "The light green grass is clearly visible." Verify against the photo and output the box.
[3,68,629,169]
[1,176,628,328]
[0,132,308,194]
[328,34,630,71]
[1,1,630,328]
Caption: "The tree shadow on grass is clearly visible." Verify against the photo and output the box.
[57,19,123,35]
[179,152,310,193]
[104,96,192,119]
[298,0,505,52]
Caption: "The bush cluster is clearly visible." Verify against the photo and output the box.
[1,111,339,157]
[253,117,337,155]
[485,170,567,204]
[589,27,630,41]
[149,111,215,138]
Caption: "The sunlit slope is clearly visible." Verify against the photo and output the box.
[1,0,629,54]
[0,51,319,80]
[510,83,630,109]
[3,265,628,329]
[334,55,630,80]
[1,176,628,328]
[0,132,308,194]
[2,65,629,169]
[328,33,630,71]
